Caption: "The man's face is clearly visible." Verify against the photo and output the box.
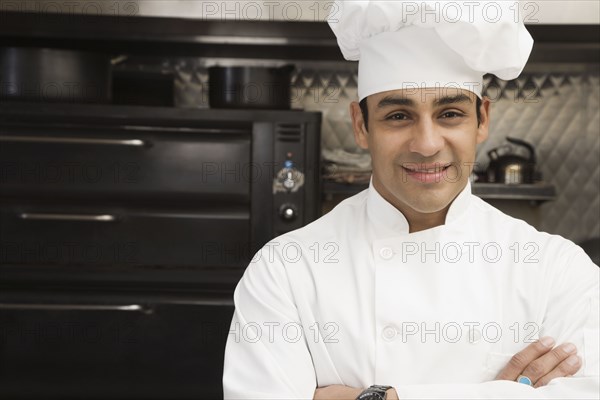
[350,88,490,216]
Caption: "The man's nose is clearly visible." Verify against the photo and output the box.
[408,120,445,157]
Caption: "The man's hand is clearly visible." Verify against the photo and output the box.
[495,336,582,388]
[314,385,399,400]
[313,385,361,400]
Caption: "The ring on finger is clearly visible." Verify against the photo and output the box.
[516,375,533,386]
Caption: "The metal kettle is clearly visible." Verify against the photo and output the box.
[486,137,539,184]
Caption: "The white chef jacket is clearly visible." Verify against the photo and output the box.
[223,180,600,399]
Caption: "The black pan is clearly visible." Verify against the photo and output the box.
[208,65,293,110]
[0,47,111,103]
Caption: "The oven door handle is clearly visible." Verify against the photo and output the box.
[0,303,153,313]
[19,213,117,222]
[0,135,149,147]
[0,299,234,310]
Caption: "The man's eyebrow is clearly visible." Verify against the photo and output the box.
[376,96,416,109]
[376,94,473,109]
[433,94,473,107]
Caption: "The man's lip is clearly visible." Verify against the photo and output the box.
[402,163,453,172]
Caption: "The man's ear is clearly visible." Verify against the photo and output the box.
[350,101,369,150]
[476,97,491,144]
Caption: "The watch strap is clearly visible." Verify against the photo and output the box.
[356,385,393,400]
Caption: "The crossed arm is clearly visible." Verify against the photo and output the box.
[314,337,582,399]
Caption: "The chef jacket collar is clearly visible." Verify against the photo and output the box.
[366,178,472,237]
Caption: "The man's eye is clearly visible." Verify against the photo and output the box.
[387,113,408,120]
[440,111,464,119]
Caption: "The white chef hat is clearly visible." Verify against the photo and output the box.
[328,1,534,100]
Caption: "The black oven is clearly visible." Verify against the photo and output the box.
[0,103,321,399]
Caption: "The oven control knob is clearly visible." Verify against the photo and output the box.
[274,161,305,194]
[283,170,297,190]
[279,204,298,221]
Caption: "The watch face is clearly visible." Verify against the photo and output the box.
[357,392,385,400]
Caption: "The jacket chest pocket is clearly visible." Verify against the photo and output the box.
[483,352,514,382]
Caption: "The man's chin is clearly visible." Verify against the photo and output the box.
[390,187,455,213]
[405,201,452,215]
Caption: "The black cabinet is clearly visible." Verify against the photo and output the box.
[0,290,234,399]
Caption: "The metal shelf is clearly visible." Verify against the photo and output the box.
[472,183,556,201]
[324,181,557,203]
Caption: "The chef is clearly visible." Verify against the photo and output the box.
[223,1,599,399]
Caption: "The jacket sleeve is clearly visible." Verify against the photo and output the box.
[394,244,600,399]
[222,246,317,399]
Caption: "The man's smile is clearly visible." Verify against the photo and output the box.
[400,162,454,184]
[401,162,453,173]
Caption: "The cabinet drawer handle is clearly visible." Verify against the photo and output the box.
[0,135,148,147]
[19,213,116,222]
[0,303,151,313]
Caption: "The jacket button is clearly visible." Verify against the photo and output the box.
[379,247,393,260]
[382,325,397,341]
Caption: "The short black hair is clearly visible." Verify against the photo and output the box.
[359,96,483,131]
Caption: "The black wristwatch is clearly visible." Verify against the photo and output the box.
[356,385,393,400]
